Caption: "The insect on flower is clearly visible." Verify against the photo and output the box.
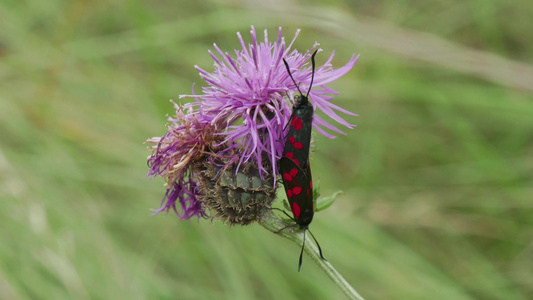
[146,27,359,229]
[278,49,327,271]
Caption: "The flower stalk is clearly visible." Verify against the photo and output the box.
[259,210,365,300]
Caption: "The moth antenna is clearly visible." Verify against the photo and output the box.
[283,58,303,96]
[305,49,318,98]
[307,228,327,261]
[298,230,307,272]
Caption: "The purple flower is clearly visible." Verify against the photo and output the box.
[147,102,213,219]
[180,26,359,178]
[147,26,358,221]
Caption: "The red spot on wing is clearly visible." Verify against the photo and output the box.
[310,180,313,189]
[289,168,298,177]
[291,115,298,127]
[285,153,300,165]
[294,118,303,131]
[292,186,302,195]
[307,188,310,196]
[289,136,295,144]
[292,202,301,218]
[287,190,293,198]
[283,172,293,182]
[294,142,303,149]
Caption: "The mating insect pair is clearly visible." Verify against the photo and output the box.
[278,49,326,271]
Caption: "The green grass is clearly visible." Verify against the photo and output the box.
[1,0,532,299]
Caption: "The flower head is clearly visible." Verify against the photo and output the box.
[180,26,359,177]
[147,102,216,219]
[147,26,359,222]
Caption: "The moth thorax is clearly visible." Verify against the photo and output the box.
[193,155,276,225]
[295,95,309,107]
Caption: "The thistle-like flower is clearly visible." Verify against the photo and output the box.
[146,26,359,224]
[146,103,215,220]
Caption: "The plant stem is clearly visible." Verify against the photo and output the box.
[259,210,365,300]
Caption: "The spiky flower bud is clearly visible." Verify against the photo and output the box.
[193,155,276,225]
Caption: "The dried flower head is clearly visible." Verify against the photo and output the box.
[147,102,216,219]
[147,26,358,223]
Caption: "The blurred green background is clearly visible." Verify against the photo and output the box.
[1,0,532,299]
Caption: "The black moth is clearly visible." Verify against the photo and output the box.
[279,49,326,271]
